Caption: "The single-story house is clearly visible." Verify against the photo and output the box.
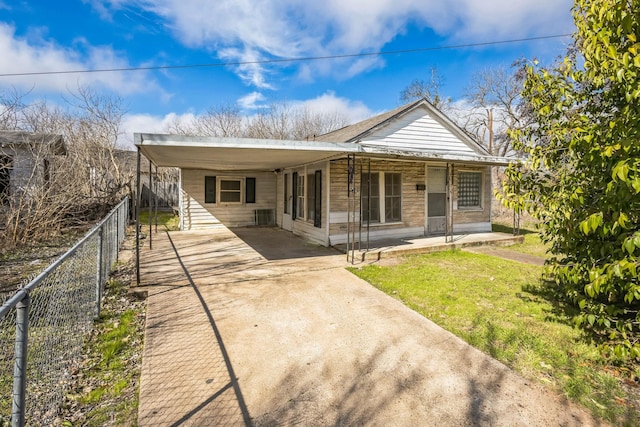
[0,131,66,204]
[135,99,512,247]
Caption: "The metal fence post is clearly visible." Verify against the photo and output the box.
[12,294,29,427]
[115,206,120,263]
[95,226,104,319]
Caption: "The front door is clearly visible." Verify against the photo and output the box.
[427,168,446,234]
[282,173,293,231]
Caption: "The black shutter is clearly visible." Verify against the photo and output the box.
[314,170,322,228]
[246,177,256,203]
[292,172,298,220]
[205,176,216,203]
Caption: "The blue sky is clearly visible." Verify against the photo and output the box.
[0,0,576,147]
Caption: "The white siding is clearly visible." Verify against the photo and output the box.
[180,169,276,230]
[289,162,329,246]
[360,108,477,154]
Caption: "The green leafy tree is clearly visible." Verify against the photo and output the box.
[501,0,640,359]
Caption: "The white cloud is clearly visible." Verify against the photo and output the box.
[0,23,161,95]
[237,91,266,110]
[120,92,372,147]
[107,0,574,87]
[119,112,196,148]
[292,91,373,124]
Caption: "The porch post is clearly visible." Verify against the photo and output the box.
[447,164,455,243]
[366,157,371,252]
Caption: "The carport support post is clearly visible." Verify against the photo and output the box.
[154,164,159,234]
[148,156,153,250]
[135,147,141,286]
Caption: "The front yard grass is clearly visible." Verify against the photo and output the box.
[492,222,550,259]
[351,250,639,426]
[139,210,179,231]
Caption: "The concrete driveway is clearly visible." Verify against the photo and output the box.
[137,227,605,426]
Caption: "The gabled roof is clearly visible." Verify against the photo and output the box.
[0,131,66,155]
[315,98,490,157]
[315,100,424,144]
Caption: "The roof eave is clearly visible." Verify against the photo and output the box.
[361,146,514,166]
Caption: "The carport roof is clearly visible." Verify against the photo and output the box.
[135,133,514,170]
[135,133,360,171]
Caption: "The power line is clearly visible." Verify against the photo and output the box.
[0,33,572,78]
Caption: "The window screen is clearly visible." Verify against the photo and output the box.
[458,172,482,208]
[220,179,241,203]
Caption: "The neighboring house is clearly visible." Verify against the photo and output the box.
[0,131,66,204]
[135,99,511,247]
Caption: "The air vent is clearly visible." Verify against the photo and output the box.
[255,209,275,226]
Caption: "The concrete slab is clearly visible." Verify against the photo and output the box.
[334,232,524,262]
[137,227,606,426]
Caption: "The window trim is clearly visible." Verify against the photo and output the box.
[457,170,483,210]
[218,177,243,204]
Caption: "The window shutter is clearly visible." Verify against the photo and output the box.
[314,170,322,228]
[205,176,216,203]
[246,177,256,203]
[291,172,298,220]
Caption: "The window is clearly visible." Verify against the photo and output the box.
[204,176,216,203]
[360,172,401,224]
[220,179,242,203]
[361,172,380,223]
[205,176,251,204]
[296,174,305,218]
[458,171,482,208]
[384,173,402,222]
[284,173,289,214]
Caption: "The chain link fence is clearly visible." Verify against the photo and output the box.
[0,197,129,426]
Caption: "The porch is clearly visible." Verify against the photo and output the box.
[334,231,524,262]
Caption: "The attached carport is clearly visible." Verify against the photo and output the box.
[133,133,361,284]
